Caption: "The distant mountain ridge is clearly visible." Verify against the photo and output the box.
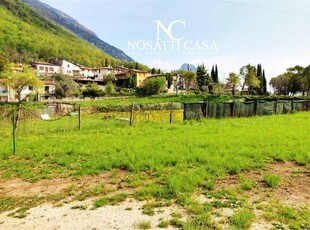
[180,63,197,72]
[21,0,134,62]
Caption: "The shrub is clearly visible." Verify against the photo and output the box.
[105,82,115,96]
[82,82,105,97]
[142,77,166,95]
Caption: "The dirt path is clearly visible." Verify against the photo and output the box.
[0,161,309,229]
[0,199,179,230]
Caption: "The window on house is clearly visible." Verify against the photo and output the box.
[49,67,54,72]
[39,66,44,71]
[68,64,70,68]
[29,86,34,91]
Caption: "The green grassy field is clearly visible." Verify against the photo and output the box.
[0,112,309,229]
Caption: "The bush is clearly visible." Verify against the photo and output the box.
[120,88,136,95]
[142,77,166,95]
[82,82,105,97]
[105,82,115,96]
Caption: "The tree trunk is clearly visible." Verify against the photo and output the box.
[15,93,22,127]
[241,82,246,95]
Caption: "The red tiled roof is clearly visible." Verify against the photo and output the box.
[114,71,129,76]
[32,61,60,67]
[42,80,56,85]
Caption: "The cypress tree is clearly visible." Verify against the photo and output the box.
[215,64,219,83]
[262,70,267,94]
[211,65,215,82]
[196,64,207,90]
[135,62,139,69]
[105,58,108,67]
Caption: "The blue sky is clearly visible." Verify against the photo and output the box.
[40,0,310,83]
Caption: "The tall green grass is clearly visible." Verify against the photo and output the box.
[0,112,309,197]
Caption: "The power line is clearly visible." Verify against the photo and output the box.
[212,0,310,17]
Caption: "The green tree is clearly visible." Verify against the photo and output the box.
[105,82,115,96]
[126,73,137,88]
[143,77,166,95]
[262,70,267,95]
[105,58,109,67]
[0,56,8,72]
[54,74,80,98]
[256,64,263,94]
[82,82,104,97]
[269,74,290,95]
[226,72,240,96]
[179,70,196,90]
[0,64,44,124]
[211,65,215,82]
[240,64,260,95]
[165,72,173,89]
[287,66,304,95]
[103,73,115,84]
[196,64,207,91]
[303,65,310,95]
[215,64,219,83]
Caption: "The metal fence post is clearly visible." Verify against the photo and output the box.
[12,114,16,155]
[130,103,134,126]
[169,101,173,123]
[78,105,81,130]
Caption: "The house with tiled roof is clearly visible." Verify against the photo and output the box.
[31,61,61,76]
[114,67,150,87]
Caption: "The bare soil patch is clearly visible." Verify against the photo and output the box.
[0,170,124,197]
[215,161,310,206]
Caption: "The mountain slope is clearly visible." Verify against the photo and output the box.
[0,0,118,67]
[21,0,134,62]
[180,63,197,72]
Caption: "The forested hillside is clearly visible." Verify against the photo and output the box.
[21,0,134,62]
[0,0,117,67]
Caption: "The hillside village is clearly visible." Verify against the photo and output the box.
[0,59,184,102]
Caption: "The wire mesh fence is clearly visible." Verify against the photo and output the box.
[1,99,309,154]
[183,99,310,120]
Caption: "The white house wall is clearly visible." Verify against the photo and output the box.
[61,60,81,76]
[35,64,61,76]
